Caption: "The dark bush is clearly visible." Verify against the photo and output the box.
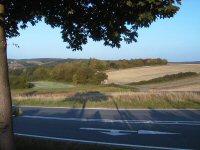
[90,72,108,84]
[9,75,34,89]
[73,67,95,84]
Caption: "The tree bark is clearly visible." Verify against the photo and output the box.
[0,3,15,150]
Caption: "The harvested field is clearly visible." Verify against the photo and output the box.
[106,64,200,84]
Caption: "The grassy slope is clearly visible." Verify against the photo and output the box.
[11,81,136,96]
[106,64,200,84]
[129,72,198,85]
[137,75,200,92]
[8,58,80,69]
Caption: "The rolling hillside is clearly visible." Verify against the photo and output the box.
[8,58,84,69]
[136,75,200,92]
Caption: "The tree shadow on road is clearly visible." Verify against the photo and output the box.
[62,91,111,117]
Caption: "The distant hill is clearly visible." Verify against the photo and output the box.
[8,58,200,70]
[8,58,84,69]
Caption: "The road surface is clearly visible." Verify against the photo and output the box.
[13,106,200,150]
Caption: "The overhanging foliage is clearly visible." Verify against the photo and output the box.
[1,0,181,50]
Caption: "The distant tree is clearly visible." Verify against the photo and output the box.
[90,72,108,85]
[143,58,168,66]
[32,67,50,80]
[130,59,144,67]
[9,69,23,76]
[119,60,130,69]
[73,67,95,84]
[0,1,181,149]
[89,59,107,71]
[108,62,119,69]
[50,62,79,82]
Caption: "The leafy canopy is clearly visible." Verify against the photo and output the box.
[1,0,181,50]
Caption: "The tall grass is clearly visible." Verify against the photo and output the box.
[110,91,200,102]
[13,91,200,109]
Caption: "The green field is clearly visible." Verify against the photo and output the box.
[32,81,75,90]
[11,81,135,96]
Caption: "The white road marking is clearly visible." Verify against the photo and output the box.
[80,127,137,133]
[19,115,200,126]
[14,133,191,150]
[80,127,180,135]
[14,105,200,111]
[100,131,131,136]
[138,130,179,135]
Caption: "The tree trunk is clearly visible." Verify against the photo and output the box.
[0,3,15,150]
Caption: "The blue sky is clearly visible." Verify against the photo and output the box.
[7,1,200,62]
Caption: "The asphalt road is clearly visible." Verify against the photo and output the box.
[13,106,200,150]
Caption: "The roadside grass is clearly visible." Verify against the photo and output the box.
[15,136,131,150]
[13,91,200,109]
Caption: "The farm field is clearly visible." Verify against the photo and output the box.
[106,63,200,84]
[31,81,75,90]
[137,75,200,92]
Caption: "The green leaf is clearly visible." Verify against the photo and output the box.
[126,0,133,7]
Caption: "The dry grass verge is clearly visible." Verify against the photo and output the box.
[110,92,200,102]
[13,91,200,109]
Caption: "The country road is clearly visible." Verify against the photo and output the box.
[13,106,200,150]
